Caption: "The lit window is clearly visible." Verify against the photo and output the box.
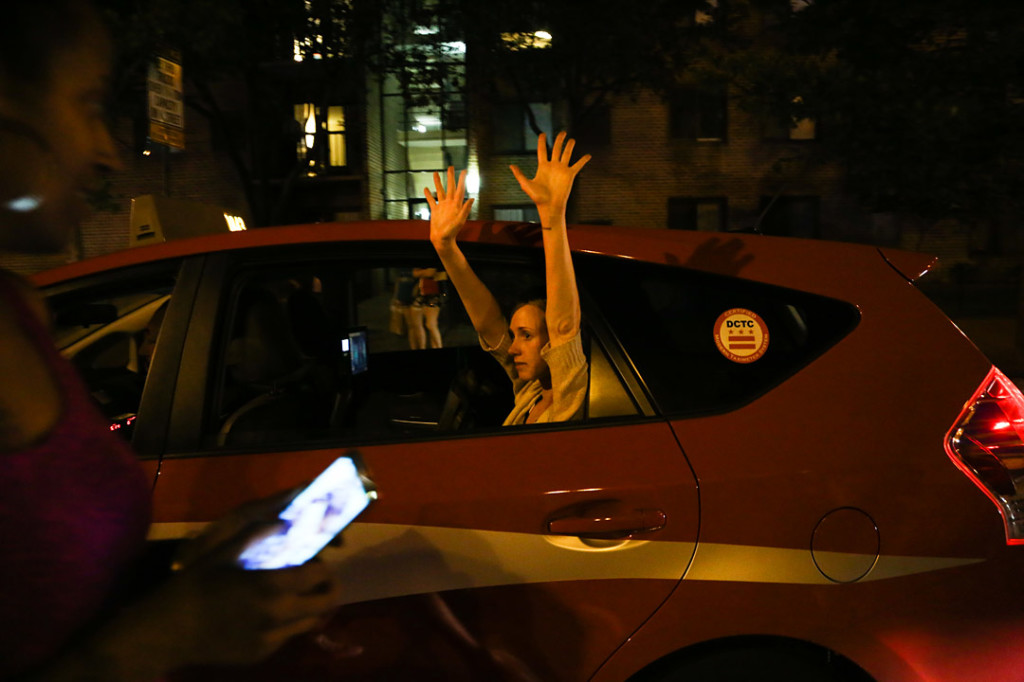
[695,0,718,25]
[764,96,816,141]
[302,106,316,149]
[465,165,480,195]
[410,199,431,220]
[326,106,346,167]
[500,31,553,50]
[789,116,816,140]
[294,104,347,171]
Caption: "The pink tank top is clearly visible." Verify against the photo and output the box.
[0,275,152,679]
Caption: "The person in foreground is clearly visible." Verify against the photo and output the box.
[0,3,341,680]
[425,132,590,425]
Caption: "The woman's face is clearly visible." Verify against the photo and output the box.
[508,304,550,384]
[0,12,121,253]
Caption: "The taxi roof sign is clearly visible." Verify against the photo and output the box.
[129,194,246,248]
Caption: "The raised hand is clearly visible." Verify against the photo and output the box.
[424,167,474,249]
[424,168,505,347]
[510,131,590,227]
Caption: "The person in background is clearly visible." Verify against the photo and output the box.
[412,266,446,349]
[394,267,447,350]
[0,2,342,680]
[391,267,423,348]
[424,132,589,425]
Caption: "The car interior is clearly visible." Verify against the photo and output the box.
[213,266,524,448]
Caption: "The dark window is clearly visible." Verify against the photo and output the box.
[668,197,727,231]
[757,196,820,238]
[443,96,468,131]
[574,104,612,148]
[669,87,727,142]
[968,220,997,256]
[493,102,553,153]
[577,254,858,416]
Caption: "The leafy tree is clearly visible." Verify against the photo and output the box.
[715,0,1024,221]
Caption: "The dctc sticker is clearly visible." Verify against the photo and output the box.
[714,308,769,364]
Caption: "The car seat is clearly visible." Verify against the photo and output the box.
[217,286,337,446]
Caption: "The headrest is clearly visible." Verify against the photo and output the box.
[226,288,307,386]
[287,289,338,358]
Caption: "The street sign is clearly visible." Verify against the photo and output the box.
[147,54,184,150]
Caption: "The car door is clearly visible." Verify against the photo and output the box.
[149,243,699,681]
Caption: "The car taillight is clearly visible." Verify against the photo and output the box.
[946,367,1024,545]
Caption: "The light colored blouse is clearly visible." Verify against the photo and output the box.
[482,329,588,425]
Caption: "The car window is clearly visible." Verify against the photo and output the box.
[577,254,859,416]
[52,291,167,349]
[206,256,638,449]
[46,262,180,439]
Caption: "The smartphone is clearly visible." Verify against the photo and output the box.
[237,454,377,570]
[340,326,368,376]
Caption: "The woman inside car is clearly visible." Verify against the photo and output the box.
[424,131,590,425]
[0,2,341,679]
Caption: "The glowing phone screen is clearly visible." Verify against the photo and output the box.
[237,457,373,570]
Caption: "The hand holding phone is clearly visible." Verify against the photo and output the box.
[237,455,376,570]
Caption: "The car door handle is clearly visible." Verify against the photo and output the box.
[547,508,667,538]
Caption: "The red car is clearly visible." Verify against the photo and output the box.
[35,219,1024,681]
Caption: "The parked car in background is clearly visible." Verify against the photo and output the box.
[34,219,1024,681]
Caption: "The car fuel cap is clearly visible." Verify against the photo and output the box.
[811,507,879,583]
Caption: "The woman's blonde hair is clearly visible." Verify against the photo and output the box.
[512,298,547,320]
